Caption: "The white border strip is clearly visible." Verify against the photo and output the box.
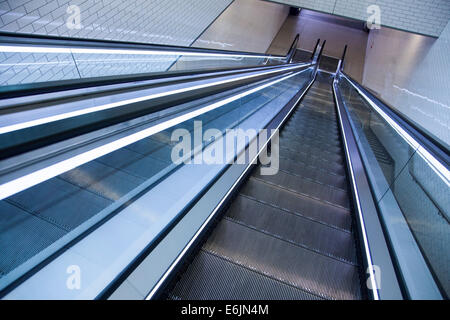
[145,74,316,300]
[0,64,308,134]
[341,73,449,187]
[0,69,309,200]
[0,45,282,59]
[333,79,380,300]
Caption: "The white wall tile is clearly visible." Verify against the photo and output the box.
[269,0,450,37]
[0,0,233,85]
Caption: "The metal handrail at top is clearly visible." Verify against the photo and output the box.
[0,31,289,58]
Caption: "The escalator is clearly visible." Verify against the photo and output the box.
[0,34,447,300]
[166,73,365,300]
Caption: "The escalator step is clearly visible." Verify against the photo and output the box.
[279,147,346,174]
[226,195,358,264]
[276,157,347,190]
[279,139,343,163]
[279,136,342,157]
[280,131,341,148]
[240,178,352,231]
[279,134,342,152]
[169,250,322,300]
[202,219,362,300]
[252,170,350,210]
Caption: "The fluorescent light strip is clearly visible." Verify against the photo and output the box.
[0,64,307,135]
[0,70,306,200]
[0,45,282,59]
[146,74,316,300]
[333,80,380,300]
[342,73,449,186]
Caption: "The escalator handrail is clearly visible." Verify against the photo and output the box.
[0,31,288,58]
[332,76,403,300]
[310,39,321,61]
[0,63,313,201]
[317,40,327,65]
[335,71,447,300]
[0,67,314,299]
[0,32,299,99]
[337,44,347,72]
[339,71,450,172]
[286,34,300,63]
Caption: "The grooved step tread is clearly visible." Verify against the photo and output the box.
[202,219,361,300]
[226,195,358,264]
[279,147,346,175]
[169,250,322,300]
[240,178,352,232]
[252,170,350,210]
[276,156,347,190]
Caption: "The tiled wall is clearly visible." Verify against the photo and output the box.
[266,9,368,82]
[0,0,233,85]
[0,0,233,45]
[270,0,450,37]
[192,0,289,53]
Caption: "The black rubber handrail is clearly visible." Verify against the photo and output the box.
[0,63,311,159]
[317,40,327,64]
[0,31,285,57]
[310,38,321,61]
[0,32,301,98]
[340,44,348,71]
[0,63,294,100]
[286,34,300,63]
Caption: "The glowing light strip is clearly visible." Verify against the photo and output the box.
[0,45,283,59]
[333,80,380,300]
[341,73,449,187]
[146,73,316,300]
[0,69,308,200]
[0,64,307,135]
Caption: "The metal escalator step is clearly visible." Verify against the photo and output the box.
[278,154,345,179]
[290,110,338,122]
[306,90,330,99]
[279,136,342,157]
[301,101,335,111]
[302,96,335,106]
[203,219,362,300]
[279,139,343,163]
[282,125,340,140]
[280,131,341,148]
[283,119,339,133]
[308,87,331,95]
[252,170,350,210]
[276,157,347,190]
[226,195,358,264]
[281,131,340,148]
[169,250,322,300]
[240,178,352,231]
[279,147,346,174]
[286,117,339,131]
